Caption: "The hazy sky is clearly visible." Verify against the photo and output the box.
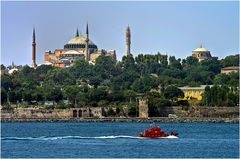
[1,1,239,66]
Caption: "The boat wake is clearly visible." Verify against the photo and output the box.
[1,135,178,141]
[1,135,141,141]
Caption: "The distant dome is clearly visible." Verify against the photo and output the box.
[8,68,18,74]
[194,47,208,52]
[68,35,95,45]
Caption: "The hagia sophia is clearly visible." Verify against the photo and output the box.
[31,24,212,68]
[44,24,117,67]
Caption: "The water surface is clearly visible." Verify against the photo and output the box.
[1,122,239,158]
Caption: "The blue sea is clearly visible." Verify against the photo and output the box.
[1,122,239,158]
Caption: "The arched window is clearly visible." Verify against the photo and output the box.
[79,110,82,117]
[73,110,77,117]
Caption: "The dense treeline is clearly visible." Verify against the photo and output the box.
[202,85,239,107]
[1,53,239,112]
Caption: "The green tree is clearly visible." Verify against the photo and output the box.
[95,55,117,78]
[201,58,221,74]
[128,104,137,117]
[131,76,158,93]
[163,86,184,102]
[185,56,198,66]
[122,54,136,70]
[221,54,239,67]
[45,68,75,86]
[1,88,7,104]
[213,74,230,85]
[169,56,182,70]
[76,92,87,107]
[107,108,116,117]
[87,87,108,105]
[64,85,80,107]
[70,59,94,80]
[1,64,6,70]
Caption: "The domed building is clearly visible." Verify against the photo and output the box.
[44,24,116,67]
[192,45,212,61]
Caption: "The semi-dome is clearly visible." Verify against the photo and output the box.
[63,50,81,54]
[68,35,95,45]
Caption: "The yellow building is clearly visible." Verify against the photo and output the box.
[178,85,213,101]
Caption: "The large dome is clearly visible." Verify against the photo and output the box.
[64,34,97,49]
[194,48,208,52]
[68,35,95,45]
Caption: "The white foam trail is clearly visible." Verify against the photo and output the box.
[1,135,178,140]
[1,135,141,140]
[95,135,141,139]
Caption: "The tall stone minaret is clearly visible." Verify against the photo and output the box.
[32,28,37,68]
[85,23,89,61]
[126,25,131,56]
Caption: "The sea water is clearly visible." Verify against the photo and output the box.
[1,122,239,158]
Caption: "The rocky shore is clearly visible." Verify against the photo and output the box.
[1,117,239,123]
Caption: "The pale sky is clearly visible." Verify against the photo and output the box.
[1,1,239,66]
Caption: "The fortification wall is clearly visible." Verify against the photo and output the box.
[1,108,71,119]
[155,106,239,118]
[1,107,239,119]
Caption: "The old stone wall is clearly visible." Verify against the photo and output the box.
[155,106,187,117]
[1,108,71,119]
[155,106,239,118]
[1,107,106,119]
[1,106,239,119]
[199,107,239,118]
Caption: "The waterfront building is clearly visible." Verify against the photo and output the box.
[178,85,213,101]
[221,66,239,74]
[192,45,212,61]
[44,23,116,67]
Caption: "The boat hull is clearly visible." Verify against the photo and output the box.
[139,135,178,139]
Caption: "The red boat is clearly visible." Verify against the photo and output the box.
[139,123,178,139]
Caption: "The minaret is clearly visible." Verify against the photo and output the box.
[76,28,79,37]
[85,23,89,61]
[32,28,37,68]
[126,25,131,56]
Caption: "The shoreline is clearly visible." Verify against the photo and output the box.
[1,117,239,123]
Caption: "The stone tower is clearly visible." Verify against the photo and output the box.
[126,25,131,56]
[138,98,149,118]
[85,23,90,61]
[32,28,37,68]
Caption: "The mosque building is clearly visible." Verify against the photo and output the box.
[192,45,212,61]
[44,23,116,67]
